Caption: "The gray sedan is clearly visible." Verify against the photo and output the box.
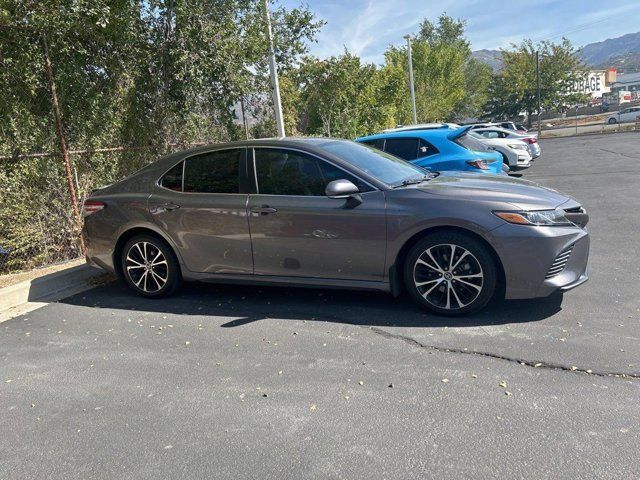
[82,138,589,315]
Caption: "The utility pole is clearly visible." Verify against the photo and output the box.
[536,50,541,137]
[263,0,285,137]
[42,33,85,253]
[405,35,417,125]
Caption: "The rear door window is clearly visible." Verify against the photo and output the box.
[183,149,242,193]
[360,138,385,150]
[384,137,420,160]
[160,161,184,192]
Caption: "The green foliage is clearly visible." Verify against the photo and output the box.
[485,38,589,123]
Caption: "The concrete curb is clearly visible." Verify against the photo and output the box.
[0,263,106,314]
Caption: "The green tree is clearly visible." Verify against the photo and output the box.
[382,13,487,124]
[485,38,589,124]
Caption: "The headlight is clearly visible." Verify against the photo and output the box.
[507,144,528,150]
[494,209,573,226]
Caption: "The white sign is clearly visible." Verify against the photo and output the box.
[570,72,610,98]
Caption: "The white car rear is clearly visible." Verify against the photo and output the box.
[469,132,532,169]
[472,127,541,159]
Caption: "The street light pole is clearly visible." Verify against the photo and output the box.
[263,0,285,137]
[405,35,417,125]
[536,50,541,137]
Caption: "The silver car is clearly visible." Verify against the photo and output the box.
[82,138,589,316]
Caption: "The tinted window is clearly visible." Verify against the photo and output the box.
[321,140,427,186]
[384,137,419,160]
[161,161,183,191]
[456,133,492,152]
[183,149,241,193]
[360,138,385,150]
[418,139,438,157]
[254,148,369,196]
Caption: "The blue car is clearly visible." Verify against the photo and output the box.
[355,125,504,175]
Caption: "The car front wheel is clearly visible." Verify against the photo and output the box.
[403,232,497,316]
[608,117,617,124]
[121,234,182,297]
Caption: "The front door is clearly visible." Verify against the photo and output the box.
[149,148,253,274]
[247,147,387,282]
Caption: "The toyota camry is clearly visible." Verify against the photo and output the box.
[82,138,589,316]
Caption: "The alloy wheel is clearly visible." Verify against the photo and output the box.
[413,243,484,310]
[125,241,169,293]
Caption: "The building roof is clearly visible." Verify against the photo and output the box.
[612,72,640,86]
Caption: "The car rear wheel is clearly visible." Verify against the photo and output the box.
[608,117,617,124]
[121,234,181,298]
[403,232,497,316]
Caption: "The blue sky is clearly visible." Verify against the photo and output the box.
[278,0,640,64]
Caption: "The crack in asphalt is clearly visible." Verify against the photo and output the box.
[597,147,640,160]
[368,327,640,380]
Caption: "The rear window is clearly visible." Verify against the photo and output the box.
[183,149,241,193]
[456,133,491,152]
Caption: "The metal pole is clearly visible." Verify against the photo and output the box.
[536,50,541,137]
[42,33,85,253]
[263,0,285,137]
[405,35,417,125]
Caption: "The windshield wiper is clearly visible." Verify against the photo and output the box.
[392,175,432,188]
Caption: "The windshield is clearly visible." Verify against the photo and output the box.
[321,140,428,186]
[455,132,491,152]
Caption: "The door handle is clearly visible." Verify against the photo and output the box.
[250,205,278,215]
[161,203,180,211]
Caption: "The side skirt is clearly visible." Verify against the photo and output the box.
[182,272,391,293]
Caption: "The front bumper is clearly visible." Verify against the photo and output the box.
[490,223,590,299]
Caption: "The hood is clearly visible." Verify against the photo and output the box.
[417,171,574,210]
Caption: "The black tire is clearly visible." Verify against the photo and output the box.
[121,234,182,298]
[403,231,497,316]
[608,117,617,124]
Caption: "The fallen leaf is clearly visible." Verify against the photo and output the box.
[441,378,449,383]
[309,404,317,411]
[505,391,512,396]
[499,381,507,388]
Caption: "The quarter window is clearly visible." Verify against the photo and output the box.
[160,161,183,191]
[254,148,369,196]
[418,139,439,157]
[183,149,241,193]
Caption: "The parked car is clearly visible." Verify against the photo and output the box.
[83,138,590,315]
[355,126,504,175]
[472,126,541,159]
[605,106,640,124]
[468,131,532,169]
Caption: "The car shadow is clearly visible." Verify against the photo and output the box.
[60,280,564,328]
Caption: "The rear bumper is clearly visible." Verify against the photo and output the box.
[490,223,590,299]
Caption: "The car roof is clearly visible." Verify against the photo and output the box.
[356,126,468,142]
[382,123,459,133]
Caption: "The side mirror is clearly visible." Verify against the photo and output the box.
[325,179,362,208]
[325,179,359,198]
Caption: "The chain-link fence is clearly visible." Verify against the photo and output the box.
[0,144,212,275]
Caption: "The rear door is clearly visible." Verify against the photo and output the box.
[246,147,387,282]
[148,148,253,274]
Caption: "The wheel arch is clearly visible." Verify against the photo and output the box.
[113,225,182,279]
[389,225,506,298]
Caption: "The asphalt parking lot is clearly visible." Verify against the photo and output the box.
[1,132,639,479]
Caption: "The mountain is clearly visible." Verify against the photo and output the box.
[579,32,640,68]
[470,49,502,70]
[471,31,640,73]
